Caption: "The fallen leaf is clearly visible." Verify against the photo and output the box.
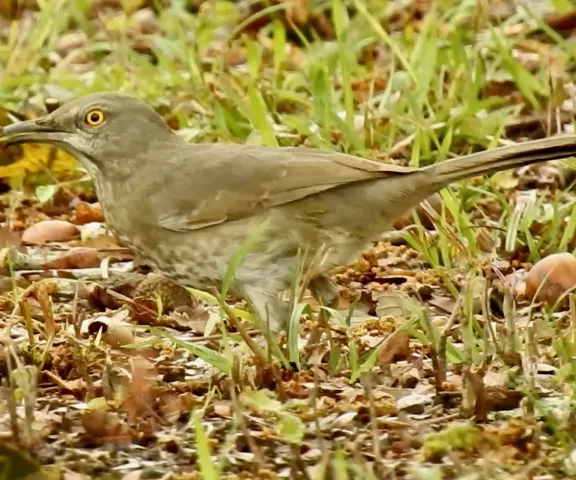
[81,409,133,444]
[397,393,433,413]
[43,247,100,269]
[44,370,86,395]
[129,296,160,325]
[542,8,576,36]
[33,281,56,337]
[74,201,105,225]
[377,330,411,366]
[491,169,519,189]
[122,357,163,427]
[375,291,417,318]
[160,306,211,331]
[485,386,524,411]
[0,225,22,249]
[466,368,489,422]
[87,273,145,310]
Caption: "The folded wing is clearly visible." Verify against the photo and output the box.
[150,144,418,232]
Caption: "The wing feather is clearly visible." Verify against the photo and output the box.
[151,144,417,232]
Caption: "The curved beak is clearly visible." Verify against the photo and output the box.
[0,119,71,145]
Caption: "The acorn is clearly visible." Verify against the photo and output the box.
[525,253,576,307]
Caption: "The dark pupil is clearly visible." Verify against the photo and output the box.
[90,113,100,122]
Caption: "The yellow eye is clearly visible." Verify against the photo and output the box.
[85,109,105,127]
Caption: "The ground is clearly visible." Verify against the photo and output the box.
[1,1,576,479]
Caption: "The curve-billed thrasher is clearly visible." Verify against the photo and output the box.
[2,92,575,331]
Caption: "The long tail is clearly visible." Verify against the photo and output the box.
[423,135,576,190]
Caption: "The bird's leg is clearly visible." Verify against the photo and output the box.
[306,273,340,348]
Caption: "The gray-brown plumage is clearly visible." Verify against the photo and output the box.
[2,92,576,331]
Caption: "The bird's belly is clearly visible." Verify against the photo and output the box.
[107,206,376,292]
[127,235,228,289]
[116,216,296,290]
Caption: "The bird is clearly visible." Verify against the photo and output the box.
[2,92,575,332]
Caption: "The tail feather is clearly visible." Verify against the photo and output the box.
[424,135,576,189]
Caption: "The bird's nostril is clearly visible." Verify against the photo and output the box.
[34,118,55,130]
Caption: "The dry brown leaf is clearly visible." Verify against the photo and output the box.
[377,330,411,366]
[0,0,18,18]
[43,370,86,395]
[87,274,145,310]
[73,201,105,224]
[375,291,415,318]
[43,247,100,270]
[428,294,456,313]
[485,386,524,411]
[122,357,164,429]
[34,281,56,337]
[396,393,432,414]
[466,368,489,422]
[81,409,133,444]
[129,296,160,325]
[0,225,22,249]
[81,232,127,251]
[167,307,211,332]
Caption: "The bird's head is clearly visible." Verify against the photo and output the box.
[0,92,178,178]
